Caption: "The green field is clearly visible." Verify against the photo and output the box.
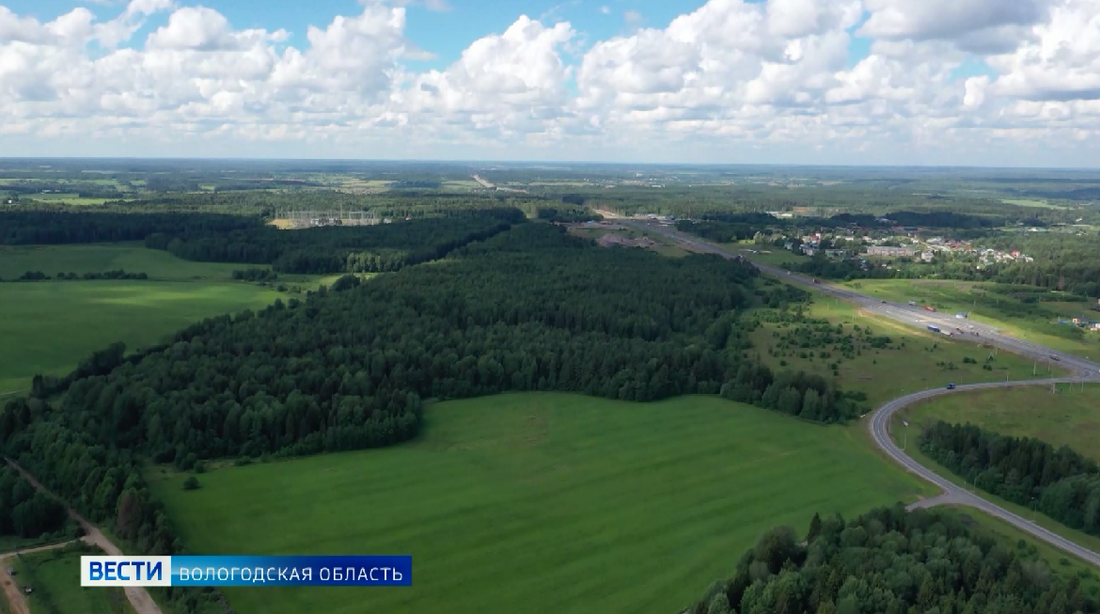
[751,297,1052,407]
[12,549,134,614]
[0,280,283,394]
[841,278,1100,359]
[150,392,934,614]
[894,383,1100,463]
[0,244,258,281]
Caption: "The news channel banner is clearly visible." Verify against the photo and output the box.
[82,555,411,587]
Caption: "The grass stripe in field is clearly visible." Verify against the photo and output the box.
[151,392,929,614]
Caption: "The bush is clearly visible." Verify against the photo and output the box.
[182,476,200,491]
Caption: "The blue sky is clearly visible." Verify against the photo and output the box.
[11,0,706,70]
[9,0,997,81]
[11,0,862,70]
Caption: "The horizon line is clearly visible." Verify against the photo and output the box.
[1,156,1099,172]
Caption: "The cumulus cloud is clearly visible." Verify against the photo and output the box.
[0,0,1098,163]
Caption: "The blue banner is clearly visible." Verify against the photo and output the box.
[169,555,411,587]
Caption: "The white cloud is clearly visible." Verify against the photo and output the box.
[859,0,1049,53]
[0,0,1098,165]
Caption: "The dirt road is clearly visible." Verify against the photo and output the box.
[0,540,80,614]
[4,459,165,614]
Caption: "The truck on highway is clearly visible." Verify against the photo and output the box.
[928,325,941,333]
[924,305,936,312]
[812,278,820,284]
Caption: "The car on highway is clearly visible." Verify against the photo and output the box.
[946,383,955,390]
[881,300,886,303]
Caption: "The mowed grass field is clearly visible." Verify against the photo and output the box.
[149,392,934,614]
[0,244,257,280]
[842,278,1100,359]
[750,298,1048,407]
[11,550,134,614]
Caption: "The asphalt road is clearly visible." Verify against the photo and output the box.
[620,218,1100,568]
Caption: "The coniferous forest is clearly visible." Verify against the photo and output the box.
[685,505,1099,614]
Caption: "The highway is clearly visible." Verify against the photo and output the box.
[619,217,1100,568]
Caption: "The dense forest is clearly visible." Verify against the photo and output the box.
[145,208,522,274]
[685,504,1099,614]
[0,210,259,245]
[920,421,1100,538]
[0,465,69,540]
[0,207,525,275]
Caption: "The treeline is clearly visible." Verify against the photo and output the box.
[145,208,524,274]
[535,206,601,223]
[4,270,149,282]
[921,421,1100,537]
[0,464,69,540]
[0,211,260,245]
[231,268,277,282]
[676,220,759,243]
[685,504,1098,614]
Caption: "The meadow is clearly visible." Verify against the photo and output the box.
[0,243,298,394]
[750,297,1049,407]
[0,244,257,281]
[894,383,1100,463]
[840,278,1100,359]
[0,280,284,394]
[11,549,134,614]
[149,392,935,614]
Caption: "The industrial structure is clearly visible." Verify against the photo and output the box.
[274,209,381,229]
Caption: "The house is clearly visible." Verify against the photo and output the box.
[866,246,917,257]
[801,245,817,256]
[824,249,847,259]
[920,251,934,262]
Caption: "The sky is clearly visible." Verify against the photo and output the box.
[0,0,1098,166]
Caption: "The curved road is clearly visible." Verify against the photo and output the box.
[619,217,1100,568]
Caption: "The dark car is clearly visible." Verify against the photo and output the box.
[946,383,956,390]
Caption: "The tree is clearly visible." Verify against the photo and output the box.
[807,512,823,543]
[182,477,200,491]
